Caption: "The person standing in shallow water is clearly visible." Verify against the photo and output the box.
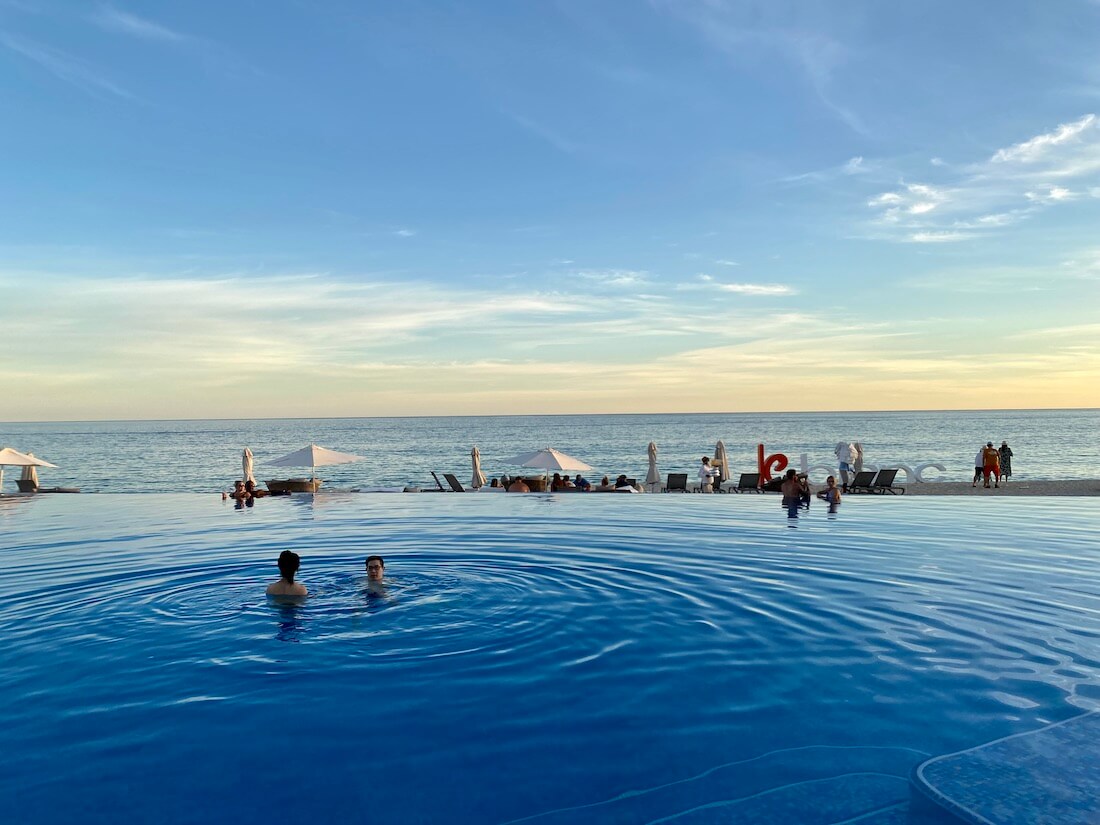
[998,441,1013,483]
[266,550,307,596]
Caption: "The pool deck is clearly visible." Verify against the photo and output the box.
[912,711,1100,824]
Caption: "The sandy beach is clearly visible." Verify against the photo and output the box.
[891,480,1100,497]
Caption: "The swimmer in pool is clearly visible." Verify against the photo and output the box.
[366,555,385,581]
[266,550,307,597]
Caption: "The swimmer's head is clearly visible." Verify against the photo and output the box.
[277,550,300,581]
[366,555,385,580]
[785,469,797,480]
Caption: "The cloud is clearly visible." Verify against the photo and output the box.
[908,231,972,243]
[783,155,873,184]
[683,274,795,295]
[0,34,134,99]
[573,268,649,287]
[92,7,186,41]
[393,228,416,237]
[1024,186,1075,203]
[990,114,1096,163]
[864,113,1100,243]
[718,282,795,295]
[651,0,868,135]
[506,112,580,154]
[714,259,740,267]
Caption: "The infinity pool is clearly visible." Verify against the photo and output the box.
[2,493,1098,823]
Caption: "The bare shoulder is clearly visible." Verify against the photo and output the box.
[266,581,308,596]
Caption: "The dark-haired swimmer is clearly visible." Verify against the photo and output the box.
[266,550,307,596]
[366,555,385,581]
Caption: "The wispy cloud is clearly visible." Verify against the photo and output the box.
[684,274,795,295]
[652,0,869,135]
[990,114,1096,163]
[91,6,186,41]
[393,228,416,238]
[0,33,134,99]
[783,155,870,184]
[864,113,1100,243]
[506,112,580,154]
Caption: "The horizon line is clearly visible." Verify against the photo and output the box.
[2,406,1097,426]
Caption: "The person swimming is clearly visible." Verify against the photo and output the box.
[366,555,384,581]
[266,550,307,597]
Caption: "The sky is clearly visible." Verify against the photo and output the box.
[1,0,1099,421]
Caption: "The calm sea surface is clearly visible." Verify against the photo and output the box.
[1,493,1098,823]
[2,409,1098,493]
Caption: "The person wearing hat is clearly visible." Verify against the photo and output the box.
[981,441,1000,489]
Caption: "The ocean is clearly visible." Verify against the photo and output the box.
[1,408,1097,494]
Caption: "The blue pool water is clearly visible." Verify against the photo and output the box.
[2,493,1099,823]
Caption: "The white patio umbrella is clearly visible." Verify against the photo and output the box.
[470,445,487,489]
[645,441,660,491]
[0,447,57,492]
[21,461,38,488]
[501,447,594,489]
[501,447,594,473]
[714,440,731,489]
[264,443,366,480]
[242,448,256,486]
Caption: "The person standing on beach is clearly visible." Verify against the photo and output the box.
[998,441,1013,483]
[972,447,984,487]
[266,550,307,597]
[697,457,718,492]
[981,442,1000,489]
[834,443,856,492]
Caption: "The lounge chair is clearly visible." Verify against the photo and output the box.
[870,468,905,495]
[664,473,688,493]
[442,473,467,492]
[730,473,762,493]
[846,471,877,494]
[14,480,81,493]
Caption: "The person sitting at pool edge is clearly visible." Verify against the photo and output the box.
[508,477,530,493]
[573,473,591,491]
[366,555,385,581]
[266,550,307,597]
[593,476,615,492]
[224,479,249,501]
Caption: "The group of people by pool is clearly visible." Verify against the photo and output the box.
[266,551,385,597]
[492,474,643,493]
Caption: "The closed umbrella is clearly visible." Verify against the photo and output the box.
[645,442,660,492]
[714,440,731,491]
[0,447,57,492]
[471,445,487,489]
[21,459,39,488]
[242,448,256,486]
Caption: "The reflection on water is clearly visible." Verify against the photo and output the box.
[271,601,306,643]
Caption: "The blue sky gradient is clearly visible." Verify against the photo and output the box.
[2,1,1099,419]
